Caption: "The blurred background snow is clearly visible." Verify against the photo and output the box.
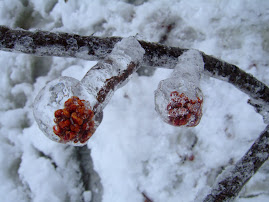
[0,0,269,201]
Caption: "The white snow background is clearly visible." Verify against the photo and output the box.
[0,0,269,202]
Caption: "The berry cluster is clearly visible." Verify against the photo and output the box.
[167,91,203,127]
[53,96,95,144]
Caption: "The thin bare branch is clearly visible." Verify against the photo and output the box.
[0,26,268,107]
[75,146,103,202]
[203,125,269,201]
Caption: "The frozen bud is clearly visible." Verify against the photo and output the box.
[155,50,204,127]
[33,77,103,146]
[33,37,144,146]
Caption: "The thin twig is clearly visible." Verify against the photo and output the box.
[75,146,103,202]
[203,125,269,202]
[0,26,268,106]
[95,62,137,104]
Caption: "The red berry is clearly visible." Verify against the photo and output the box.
[167,91,203,127]
[53,96,96,144]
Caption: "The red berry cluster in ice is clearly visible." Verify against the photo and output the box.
[167,91,203,127]
[53,96,95,144]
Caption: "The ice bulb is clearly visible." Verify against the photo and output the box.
[33,76,103,146]
[155,50,204,127]
[33,37,144,146]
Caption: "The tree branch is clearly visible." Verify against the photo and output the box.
[0,26,268,107]
[75,146,103,202]
[203,125,269,201]
[1,26,269,201]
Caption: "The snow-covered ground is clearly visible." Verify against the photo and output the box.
[0,0,269,201]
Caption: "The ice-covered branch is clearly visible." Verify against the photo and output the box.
[202,54,269,123]
[203,125,269,202]
[33,37,144,146]
[1,26,269,200]
[1,26,268,110]
[75,146,103,202]
[0,26,186,67]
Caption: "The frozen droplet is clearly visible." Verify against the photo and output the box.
[33,37,144,146]
[33,76,102,146]
[155,50,204,127]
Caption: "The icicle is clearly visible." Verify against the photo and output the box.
[154,50,204,127]
[33,37,145,146]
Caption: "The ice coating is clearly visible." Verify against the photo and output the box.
[81,37,145,92]
[33,76,102,146]
[109,36,145,66]
[81,37,145,111]
[155,50,204,127]
[33,37,144,146]
[173,49,204,100]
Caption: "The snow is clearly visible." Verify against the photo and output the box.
[0,0,269,202]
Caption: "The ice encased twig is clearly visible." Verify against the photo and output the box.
[81,37,144,92]
[33,37,145,146]
[81,37,145,112]
[155,50,204,127]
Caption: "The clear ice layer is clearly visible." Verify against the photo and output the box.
[81,37,145,111]
[33,37,144,146]
[33,76,102,146]
[155,50,204,127]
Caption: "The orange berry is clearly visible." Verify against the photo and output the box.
[71,112,83,125]
[54,109,63,118]
[76,106,85,115]
[167,92,202,127]
[53,96,95,144]
[53,125,61,135]
[59,119,71,129]
[63,109,70,118]
[70,124,80,132]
